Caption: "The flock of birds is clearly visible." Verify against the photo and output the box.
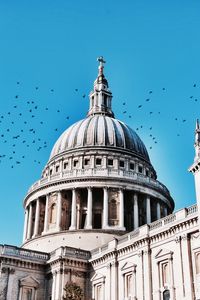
[0,81,199,168]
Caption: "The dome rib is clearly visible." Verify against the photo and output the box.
[49,115,150,162]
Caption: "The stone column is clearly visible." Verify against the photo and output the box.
[164,206,168,217]
[156,201,161,219]
[103,187,109,228]
[86,187,93,229]
[56,191,62,231]
[119,189,124,229]
[146,195,151,224]
[133,193,139,229]
[27,203,33,239]
[43,194,50,234]
[33,198,40,237]
[23,208,29,242]
[69,189,77,230]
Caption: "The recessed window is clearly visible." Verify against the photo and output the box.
[74,160,78,167]
[63,162,68,169]
[50,169,53,175]
[138,166,143,173]
[84,158,90,166]
[119,160,124,168]
[56,166,59,172]
[108,159,113,166]
[96,158,102,166]
[130,163,135,170]
[146,170,149,176]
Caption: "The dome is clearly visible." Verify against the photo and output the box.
[22,57,174,253]
[50,115,150,162]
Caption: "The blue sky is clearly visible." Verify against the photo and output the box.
[0,0,200,245]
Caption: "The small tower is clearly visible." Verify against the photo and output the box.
[189,120,200,218]
[87,56,114,117]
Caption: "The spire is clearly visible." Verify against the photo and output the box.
[87,57,114,118]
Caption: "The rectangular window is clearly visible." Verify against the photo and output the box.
[130,163,135,170]
[119,160,124,168]
[63,162,68,169]
[84,158,90,166]
[74,160,78,167]
[96,158,102,166]
[138,166,143,173]
[50,169,53,175]
[146,170,149,176]
[56,166,59,172]
[108,159,113,166]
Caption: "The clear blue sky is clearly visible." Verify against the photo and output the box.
[0,0,200,245]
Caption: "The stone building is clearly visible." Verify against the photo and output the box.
[0,57,200,300]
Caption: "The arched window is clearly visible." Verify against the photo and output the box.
[50,203,56,224]
[163,289,170,300]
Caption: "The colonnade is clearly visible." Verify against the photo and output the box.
[23,188,169,243]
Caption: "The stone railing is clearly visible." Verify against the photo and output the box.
[149,204,197,231]
[27,168,169,196]
[91,204,198,258]
[50,246,91,260]
[187,204,198,215]
[0,245,49,261]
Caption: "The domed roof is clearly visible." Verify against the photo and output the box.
[49,57,150,163]
[50,115,150,162]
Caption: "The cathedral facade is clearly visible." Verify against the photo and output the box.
[0,58,200,300]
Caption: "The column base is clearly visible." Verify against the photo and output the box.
[85,225,93,230]
[69,226,76,230]
[117,226,126,231]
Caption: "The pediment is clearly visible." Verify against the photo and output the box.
[20,275,40,288]
[91,272,105,282]
[121,261,136,272]
[155,248,173,259]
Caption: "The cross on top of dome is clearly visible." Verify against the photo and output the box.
[97,56,106,76]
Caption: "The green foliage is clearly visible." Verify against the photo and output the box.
[63,281,83,300]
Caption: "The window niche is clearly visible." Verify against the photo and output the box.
[63,161,68,169]
[84,158,90,167]
[108,158,113,166]
[119,160,125,168]
[96,158,102,166]
[19,276,39,300]
[121,262,137,300]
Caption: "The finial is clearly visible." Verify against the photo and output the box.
[97,56,106,76]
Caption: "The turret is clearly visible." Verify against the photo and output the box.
[87,56,114,117]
